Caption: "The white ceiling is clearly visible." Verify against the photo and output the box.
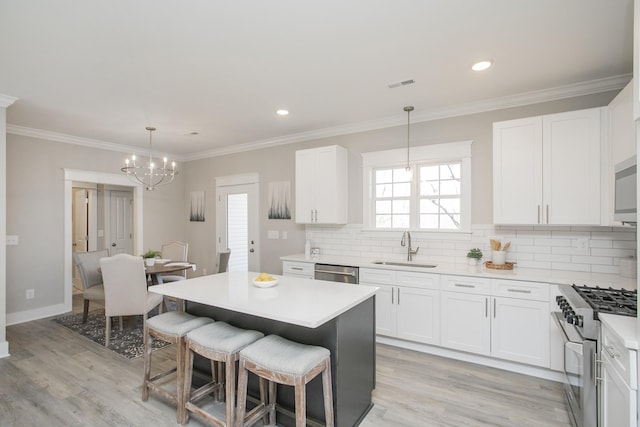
[0,0,634,160]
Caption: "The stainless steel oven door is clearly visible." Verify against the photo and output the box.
[552,312,597,427]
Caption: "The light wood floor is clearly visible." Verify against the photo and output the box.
[0,296,571,427]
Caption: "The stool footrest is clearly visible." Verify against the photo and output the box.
[189,381,223,403]
[243,402,272,427]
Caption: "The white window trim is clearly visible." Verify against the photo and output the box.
[362,141,472,234]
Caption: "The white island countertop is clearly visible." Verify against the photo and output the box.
[149,271,378,328]
[599,313,639,350]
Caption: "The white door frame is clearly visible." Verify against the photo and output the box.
[63,169,143,313]
[215,173,260,272]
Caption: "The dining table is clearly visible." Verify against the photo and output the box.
[144,260,196,285]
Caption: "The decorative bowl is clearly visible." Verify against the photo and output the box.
[252,278,279,288]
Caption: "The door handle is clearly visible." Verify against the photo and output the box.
[249,248,255,253]
[111,243,116,247]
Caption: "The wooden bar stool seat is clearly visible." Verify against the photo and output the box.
[235,334,334,427]
[180,321,264,426]
[143,311,214,423]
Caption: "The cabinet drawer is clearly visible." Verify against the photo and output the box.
[441,275,491,295]
[602,323,638,389]
[491,279,549,302]
[282,261,314,277]
[397,271,439,291]
[360,268,397,285]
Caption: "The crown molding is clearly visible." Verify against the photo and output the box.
[184,74,631,161]
[6,125,189,162]
[0,94,18,108]
[7,74,631,162]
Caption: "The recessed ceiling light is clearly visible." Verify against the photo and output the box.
[276,109,289,116]
[471,60,493,71]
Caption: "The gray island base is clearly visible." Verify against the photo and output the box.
[187,296,376,427]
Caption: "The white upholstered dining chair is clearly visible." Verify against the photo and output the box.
[99,254,164,347]
[214,249,231,273]
[161,241,189,282]
[73,249,109,323]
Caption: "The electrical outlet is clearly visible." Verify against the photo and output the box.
[573,238,589,255]
[267,230,279,239]
[26,289,34,299]
[6,235,18,245]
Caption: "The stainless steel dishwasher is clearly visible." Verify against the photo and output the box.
[314,263,359,284]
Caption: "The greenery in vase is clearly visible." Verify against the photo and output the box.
[142,249,162,259]
[466,248,483,260]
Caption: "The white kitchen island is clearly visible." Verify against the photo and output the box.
[149,271,378,427]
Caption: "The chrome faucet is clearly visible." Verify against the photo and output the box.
[400,231,419,261]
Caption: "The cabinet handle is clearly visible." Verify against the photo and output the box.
[391,288,394,304]
[291,267,303,271]
[397,288,400,305]
[493,298,496,318]
[546,205,549,224]
[604,345,620,359]
[485,298,488,317]
[537,205,541,224]
[454,283,475,288]
[507,288,531,294]
[310,209,314,222]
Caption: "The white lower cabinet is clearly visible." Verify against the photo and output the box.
[361,268,440,346]
[440,275,550,368]
[441,291,491,355]
[600,321,638,427]
[282,261,314,279]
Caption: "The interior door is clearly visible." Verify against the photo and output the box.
[72,189,89,253]
[108,190,133,255]
[217,182,260,272]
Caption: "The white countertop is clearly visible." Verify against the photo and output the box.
[149,271,378,328]
[599,314,639,350]
[282,254,638,290]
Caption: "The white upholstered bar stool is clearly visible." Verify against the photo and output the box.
[180,322,264,427]
[235,334,334,427]
[143,311,214,423]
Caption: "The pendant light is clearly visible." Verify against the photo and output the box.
[404,106,414,171]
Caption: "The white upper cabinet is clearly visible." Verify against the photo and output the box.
[493,108,603,225]
[609,82,636,166]
[295,145,348,224]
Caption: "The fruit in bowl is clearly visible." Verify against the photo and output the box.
[253,273,278,288]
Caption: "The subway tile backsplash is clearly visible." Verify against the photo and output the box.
[305,224,637,274]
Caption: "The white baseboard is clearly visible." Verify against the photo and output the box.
[6,303,69,326]
[376,336,565,383]
[0,340,8,358]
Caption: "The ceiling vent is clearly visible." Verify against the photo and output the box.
[387,79,415,89]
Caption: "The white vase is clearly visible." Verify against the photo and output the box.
[145,258,155,267]
[492,250,506,265]
[467,258,478,266]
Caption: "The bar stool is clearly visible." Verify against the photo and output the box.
[180,321,264,426]
[143,311,214,423]
[235,334,334,427]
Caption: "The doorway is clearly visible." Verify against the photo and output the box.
[71,186,98,292]
[216,174,260,272]
[64,169,144,314]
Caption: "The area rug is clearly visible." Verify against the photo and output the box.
[53,310,171,359]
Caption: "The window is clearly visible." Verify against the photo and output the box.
[363,142,471,232]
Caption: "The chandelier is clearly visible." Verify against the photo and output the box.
[121,127,177,191]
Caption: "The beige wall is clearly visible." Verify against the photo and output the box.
[4,89,619,321]
[6,135,184,318]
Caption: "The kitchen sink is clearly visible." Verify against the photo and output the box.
[372,261,437,268]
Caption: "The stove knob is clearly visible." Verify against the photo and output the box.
[566,315,576,324]
[555,296,565,304]
[574,315,583,327]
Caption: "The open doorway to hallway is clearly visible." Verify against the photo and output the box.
[71,183,133,294]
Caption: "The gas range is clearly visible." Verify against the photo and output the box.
[555,284,637,341]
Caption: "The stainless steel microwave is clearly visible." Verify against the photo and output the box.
[614,155,637,223]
